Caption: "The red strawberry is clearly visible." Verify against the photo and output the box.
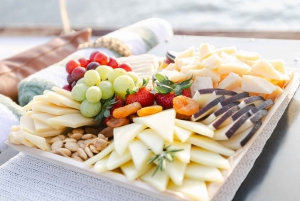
[154,93,175,109]
[125,79,154,107]
[154,73,193,109]
[182,88,191,98]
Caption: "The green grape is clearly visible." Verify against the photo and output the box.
[107,68,127,84]
[86,86,102,103]
[77,78,85,84]
[80,99,102,118]
[98,81,114,99]
[71,83,89,101]
[126,71,141,86]
[115,92,126,100]
[113,75,135,95]
[84,70,101,86]
[96,65,113,81]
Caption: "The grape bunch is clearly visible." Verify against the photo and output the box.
[66,51,140,118]
[62,50,133,91]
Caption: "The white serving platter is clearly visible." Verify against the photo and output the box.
[6,68,300,201]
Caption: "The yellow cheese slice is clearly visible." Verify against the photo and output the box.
[241,75,277,94]
[48,113,97,128]
[165,159,187,186]
[31,129,65,138]
[128,139,152,170]
[168,179,208,201]
[218,72,242,90]
[20,115,36,134]
[251,59,284,80]
[32,102,80,115]
[45,91,80,110]
[106,149,131,170]
[190,146,230,169]
[140,165,169,192]
[52,86,73,99]
[120,161,153,181]
[187,135,235,156]
[84,141,115,167]
[31,113,64,130]
[137,129,164,155]
[94,155,110,173]
[175,119,214,138]
[133,109,175,143]
[24,132,51,151]
[114,123,147,156]
[165,141,191,164]
[174,125,194,143]
[33,118,54,133]
[185,162,224,183]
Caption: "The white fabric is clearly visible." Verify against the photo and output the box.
[0,104,19,153]
[0,153,161,201]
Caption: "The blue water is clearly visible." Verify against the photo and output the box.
[1,0,299,31]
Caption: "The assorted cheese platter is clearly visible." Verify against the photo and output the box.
[6,43,300,201]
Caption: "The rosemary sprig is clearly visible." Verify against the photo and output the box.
[147,145,183,176]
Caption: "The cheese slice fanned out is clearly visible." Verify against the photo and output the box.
[133,109,175,143]
[175,119,214,138]
[94,155,110,173]
[32,102,80,115]
[165,141,191,163]
[165,159,187,186]
[137,129,164,155]
[185,162,224,183]
[106,149,131,170]
[114,123,147,156]
[121,161,153,181]
[31,113,64,130]
[128,139,152,170]
[45,90,81,110]
[174,126,194,143]
[218,72,241,90]
[140,165,169,192]
[251,59,285,80]
[24,132,51,151]
[218,52,251,75]
[48,113,97,128]
[52,86,73,99]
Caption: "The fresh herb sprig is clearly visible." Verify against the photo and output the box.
[147,145,183,176]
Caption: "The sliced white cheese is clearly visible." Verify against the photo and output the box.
[114,123,147,156]
[168,179,208,201]
[32,129,65,138]
[202,54,222,69]
[133,109,175,143]
[24,132,50,151]
[84,141,115,167]
[175,119,214,138]
[186,68,221,82]
[165,141,191,163]
[190,146,230,169]
[199,43,215,60]
[137,129,164,155]
[187,135,235,156]
[214,46,237,55]
[140,165,169,192]
[45,90,81,110]
[190,76,213,96]
[185,162,223,183]
[20,115,36,134]
[166,159,187,186]
[94,155,110,173]
[52,86,73,99]
[241,75,277,94]
[129,139,152,170]
[174,125,194,143]
[269,59,286,74]
[48,113,97,128]
[218,52,251,75]
[33,119,54,133]
[235,50,260,61]
[32,102,80,115]
[31,113,64,130]
[120,161,153,181]
[218,72,242,90]
[176,46,195,59]
[106,149,131,170]
[251,59,284,80]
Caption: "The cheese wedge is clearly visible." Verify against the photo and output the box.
[114,123,147,156]
[133,109,175,143]
[199,43,215,60]
[166,159,187,186]
[137,129,164,155]
[165,141,191,163]
[174,125,194,143]
[31,113,64,130]
[176,46,195,59]
[20,115,36,134]
[241,75,277,94]
[106,149,131,170]
[190,146,230,169]
[168,179,208,201]
[128,139,152,170]
[218,72,241,90]
[24,132,51,151]
[140,165,169,192]
[94,155,110,173]
[121,161,153,181]
[202,54,222,69]
[185,162,223,183]
[48,113,97,128]
[32,102,80,115]
[84,141,115,167]
[33,119,54,133]
[187,135,235,156]
[175,119,214,138]
[186,68,221,82]
[251,59,284,80]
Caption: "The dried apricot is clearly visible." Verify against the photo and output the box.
[173,95,199,116]
[176,113,191,120]
[113,102,142,118]
[106,117,130,128]
[137,105,163,117]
